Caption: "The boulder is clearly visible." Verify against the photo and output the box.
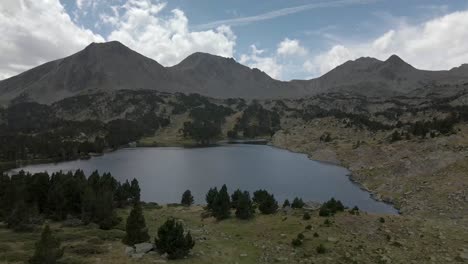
[134,242,154,254]
[125,246,135,256]
[131,253,145,259]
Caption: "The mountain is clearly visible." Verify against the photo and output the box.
[294,55,468,97]
[1,41,468,105]
[167,52,300,98]
[0,41,172,104]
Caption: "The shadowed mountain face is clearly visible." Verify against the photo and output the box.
[1,41,468,105]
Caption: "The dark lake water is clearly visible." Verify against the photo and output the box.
[11,144,397,214]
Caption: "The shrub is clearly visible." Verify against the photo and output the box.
[303,212,311,220]
[123,202,149,245]
[291,197,305,209]
[155,218,195,260]
[349,206,360,215]
[323,219,332,227]
[297,233,305,240]
[316,244,326,254]
[313,232,319,237]
[305,225,312,230]
[291,238,302,247]
[29,224,64,264]
[379,217,385,223]
[282,199,290,208]
[181,190,194,206]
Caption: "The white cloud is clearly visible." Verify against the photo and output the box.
[308,10,468,76]
[0,0,104,79]
[277,38,307,56]
[106,0,236,66]
[239,45,283,79]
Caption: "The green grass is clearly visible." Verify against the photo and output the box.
[0,206,466,264]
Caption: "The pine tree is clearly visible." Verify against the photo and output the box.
[231,189,243,209]
[212,184,231,220]
[155,218,195,259]
[29,224,63,264]
[130,178,141,203]
[181,190,194,206]
[282,199,290,208]
[291,197,305,209]
[205,187,218,210]
[235,191,255,220]
[258,193,278,215]
[123,202,149,245]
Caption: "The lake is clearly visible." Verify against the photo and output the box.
[10,144,397,214]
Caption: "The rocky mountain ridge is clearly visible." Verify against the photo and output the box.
[1,41,468,105]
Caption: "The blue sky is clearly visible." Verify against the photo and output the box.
[2,0,468,80]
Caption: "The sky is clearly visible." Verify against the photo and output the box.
[1,0,468,81]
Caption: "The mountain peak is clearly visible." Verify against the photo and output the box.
[82,41,129,54]
[385,54,408,65]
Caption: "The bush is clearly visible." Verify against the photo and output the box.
[282,199,290,208]
[313,232,319,237]
[291,197,305,209]
[123,202,149,245]
[181,190,194,206]
[303,212,311,220]
[379,217,385,223]
[305,225,312,230]
[319,198,344,217]
[297,233,305,240]
[323,219,332,227]
[155,218,195,260]
[291,238,302,247]
[349,206,360,215]
[258,192,278,215]
[235,191,255,220]
[316,244,326,254]
[29,224,64,264]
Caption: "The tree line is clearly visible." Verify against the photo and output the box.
[0,102,170,163]
[0,170,139,231]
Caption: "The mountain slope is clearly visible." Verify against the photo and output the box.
[0,41,171,104]
[1,41,468,105]
[168,52,301,98]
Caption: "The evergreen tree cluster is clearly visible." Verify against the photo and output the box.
[291,197,305,209]
[231,102,281,138]
[253,189,279,214]
[0,170,138,231]
[181,102,234,144]
[155,218,195,259]
[319,198,345,217]
[205,185,258,220]
[0,101,169,163]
